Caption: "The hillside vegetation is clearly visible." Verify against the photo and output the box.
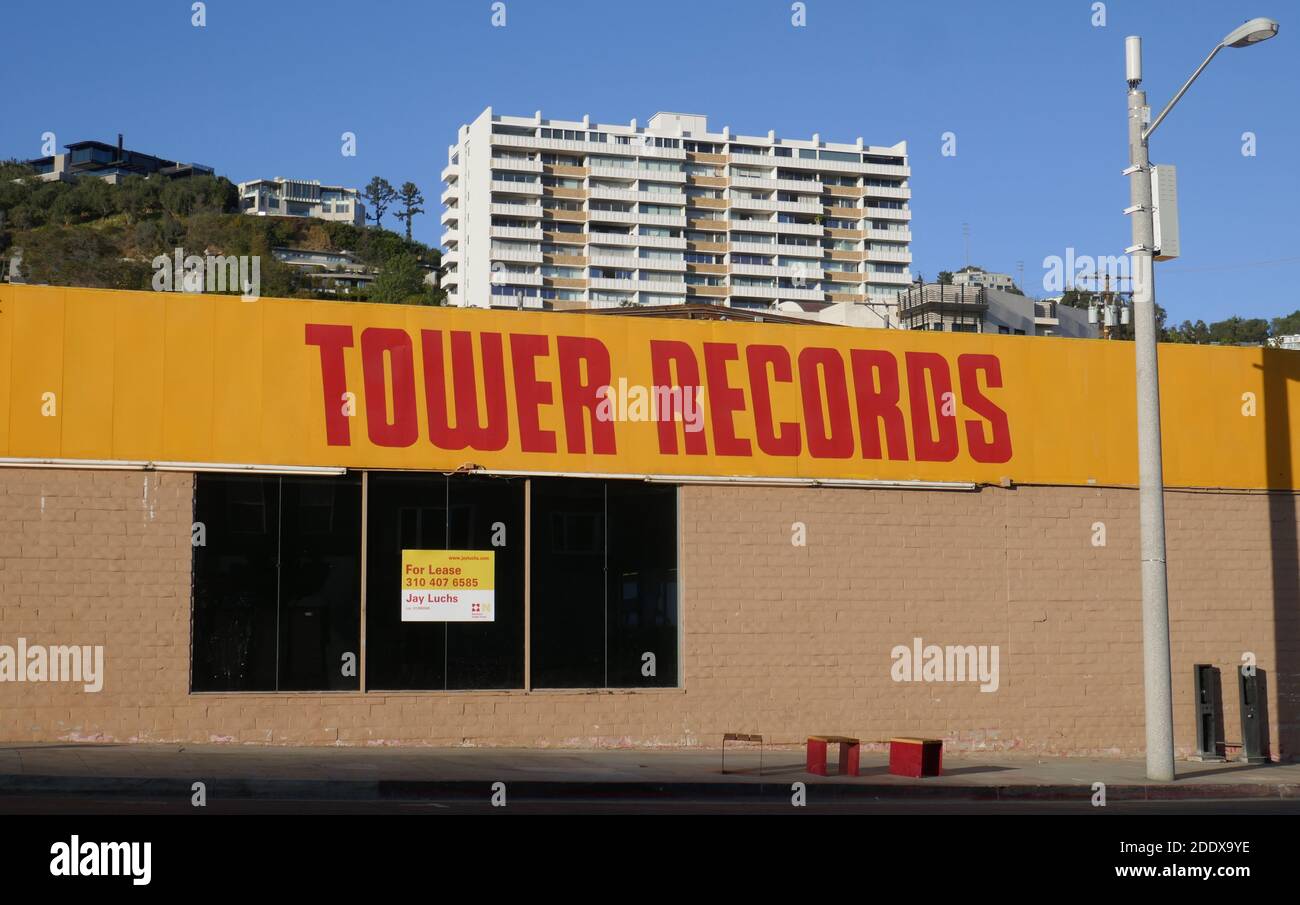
[0,163,443,305]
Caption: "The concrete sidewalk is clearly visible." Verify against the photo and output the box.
[1,743,1298,803]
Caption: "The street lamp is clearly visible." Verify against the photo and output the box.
[1123,17,1278,782]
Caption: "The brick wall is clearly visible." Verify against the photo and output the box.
[1,467,1296,758]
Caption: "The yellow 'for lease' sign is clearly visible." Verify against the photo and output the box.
[400,549,495,622]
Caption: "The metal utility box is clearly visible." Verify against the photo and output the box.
[1193,664,1224,761]
[1151,164,1180,261]
[1238,666,1268,764]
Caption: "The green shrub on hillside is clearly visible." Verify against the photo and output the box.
[0,168,440,302]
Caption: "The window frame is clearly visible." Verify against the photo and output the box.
[189,473,682,695]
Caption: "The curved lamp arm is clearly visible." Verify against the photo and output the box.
[1143,18,1279,143]
[1143,43,1223,142]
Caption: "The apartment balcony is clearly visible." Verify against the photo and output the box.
[866,206,911,221]
[773,220,823,236]
[567,141,686,161]
[492,271,543,287]
[1034,301,1060,326]
[590,277,687,294]
[632,144,687,161]
[492,133,586,155]
[490,293,547,310]
[775,199,822,214]
[589,277,638,291]
[440,185,458,205]
[688,216,729,232]
[728,218,779,233]
[491,179,542,195]
[637,211,687,228]
[729,174,779,191]
[784,263,826,281]
[588,165,637,182]
[730,283,825,302]
[729,195,777,211]
[864,246,913,264]
[732,174,824,193]
[866,271,913,286]
[589,252,639,268]
[588,208,638,225]
[490,246,543,264]
[587,232,637,247]
[635,233,687,250]
[491,156,543,172]
[439,229,457,248]
[491,201,543,218]
[729,151,777,166]
[440,208,458,226]
[590,185,686,205]
[862,162,911,178]
[440,163,459,181]
[730,240,777,255]
[491,225,544,241]
[822,271,864,286]
[771,155,860,175]
[589,165,686,183]
[588,185,640,203]
[864,228,912,243]
[636,190,686,205]
[442,248,460,267]
[636,257,687,272]
[731,262,823,280]
[632,278,688,293]
[775,243,820,257]
[863,185,911,200]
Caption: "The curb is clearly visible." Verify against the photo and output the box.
[3,774,1299,803]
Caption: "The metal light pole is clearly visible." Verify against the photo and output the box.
[1123,18,1278,782]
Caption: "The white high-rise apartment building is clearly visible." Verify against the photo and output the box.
[440,108,911,322]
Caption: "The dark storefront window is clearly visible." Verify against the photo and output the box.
[532,480,679,688]
[365,474,525,691]
[191,474,361,692]
[191,473,677,693]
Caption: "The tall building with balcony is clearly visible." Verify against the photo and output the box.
[237,178,366,227]
[440,108,911,318]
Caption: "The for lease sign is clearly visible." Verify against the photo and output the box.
[400,549,494,622]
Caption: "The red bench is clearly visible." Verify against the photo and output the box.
[889,737,943,777]
[806,735,861,776]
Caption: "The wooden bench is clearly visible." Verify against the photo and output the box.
[722,733,764,776]
[806,735,861,776]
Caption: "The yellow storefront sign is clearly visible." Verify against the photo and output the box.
[2,284,1299,490]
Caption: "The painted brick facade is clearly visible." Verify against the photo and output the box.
[1,467,1296,758]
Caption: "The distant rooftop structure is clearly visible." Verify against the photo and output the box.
[897,283,1097,338]
[951,268,1018,292]
[238,177,366,227]
[24,134,214,184]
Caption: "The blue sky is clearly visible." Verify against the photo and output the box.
[2,0,1296,325]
